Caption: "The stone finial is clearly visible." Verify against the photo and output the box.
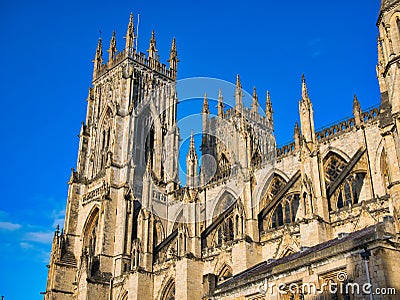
[266,91,273,128]
[188,131,196,158]
[217,89,225,117]
[202,92,210,114]
[294,121,301,150]
[301,74,309,100]
[353,94,363,127]
[107,31,117,63]
[93,37,103,77]
[186,131,198,189]
[299,74,315,144]
[147,30,158,60]
[168,38,179,79]
[125,13,135,50]
[251,87,259,113]
[235,74,243,112]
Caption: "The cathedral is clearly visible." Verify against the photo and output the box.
[44,1,400,299]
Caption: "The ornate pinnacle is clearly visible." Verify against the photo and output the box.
[294,121,301,150]
[294,121,300,135]
[147,30,158,60]
[301,74,309,100]
[217,89,225,117]
[353,94,363,127]
[266,91,273,127]
[202,92,210,114]
[251,87,259,114]
[125,13,135,49]
[187,131,197,160]
[235,74,243,111]
[108,31,117,62]
[168,38,179,78]
[94,37,103,63]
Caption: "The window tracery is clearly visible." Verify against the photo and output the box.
[162,280,175,300]
[334,173,365,210]
[217,265,233,283]
[270,194,300,229]
[324,153,347,187]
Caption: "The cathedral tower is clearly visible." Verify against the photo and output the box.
[45,15,179,299]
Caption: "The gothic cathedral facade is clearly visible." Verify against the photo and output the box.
[45,1,400,299]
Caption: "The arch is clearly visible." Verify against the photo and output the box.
[323,151,348,187]
[268,193,300,230]
[321,148,350,163]
[153,216,165,247]
[257,173,288,215]
[252,168,290,211]
[211,191,237,222]
[217,264,233,283]
[160,278,175,300]
[117,291,128,300]
[82,206,101,255]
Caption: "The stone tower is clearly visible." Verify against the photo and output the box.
[377,0,400,218]
[45,14,180,299]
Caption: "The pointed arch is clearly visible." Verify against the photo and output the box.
[323,151,348,187]
[258,173,288,214]
[211,190,237,222]
[160,278,175,300]
[216,264,233,283]
[82,206,101,255]
[252,168,290,211]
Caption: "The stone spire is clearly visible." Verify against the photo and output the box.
[294,121,301,150]
[251,87,259,114]
[93,37,103,77]
[301,74,310,101]
[186,131,198,188]
[353,94,363,127]
[202,92,210,114]
[217,89,225,117]
[108,31,117,63]
[125,13,135,50]
[235,74,243,112]
[168,38,179,79]
[147,30,158,60]
[299,74,315,144]
[266,91,273,128]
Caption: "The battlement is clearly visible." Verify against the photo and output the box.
[276,104,380,159]
[94,47,175,80]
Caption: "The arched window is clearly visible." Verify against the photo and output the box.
[324,153,347,187]
[270,194,300,229]
[335,173,365,210]
[162,280,175,300]
[218,153,231,179]
[214,216,235,247]
[217,265,233,283]
[397,17,400,36]
[270,175,286,197]
[83,208,100,256]
[251,150,262,169]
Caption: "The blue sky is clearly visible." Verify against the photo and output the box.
[0,0,381,298]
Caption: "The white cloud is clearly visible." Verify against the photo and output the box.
[51,209,65,228]
[0,221,22,231]
[24,231,54,244]
[20,242,34,249]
